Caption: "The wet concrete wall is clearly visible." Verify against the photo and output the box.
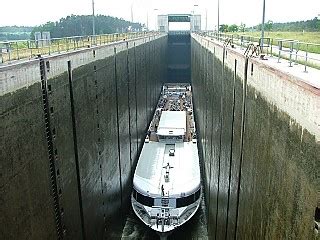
[1,62,57,239]
[0,34,167,240]
[191,34,319,239]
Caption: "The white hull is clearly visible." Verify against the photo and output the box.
[131,83,201,237]
[131,192,202,234]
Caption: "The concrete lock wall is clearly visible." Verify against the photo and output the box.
[191,34,319,239]
[0,34,167,239]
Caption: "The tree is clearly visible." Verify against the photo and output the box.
[228,24,238,32]
[219,24,229,32]
[30,15,143,39]
[310,17,319,31]
[265,20,273,32]
[239,23,246,32]
[253,17,320,32]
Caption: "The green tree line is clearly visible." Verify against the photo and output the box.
[218,17,320,33]
[31,14,143,38]
[0,15,143,41]
[255,17,319,32]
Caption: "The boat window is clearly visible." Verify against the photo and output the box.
[176,188,201,208]
[169,149,175,156]
[195,188,201,200]
[132,188,154,207]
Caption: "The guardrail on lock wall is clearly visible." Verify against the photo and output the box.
[0,32,158,64]
[203,31,320,72]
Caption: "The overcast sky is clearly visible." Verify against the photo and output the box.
[0,0,319,30]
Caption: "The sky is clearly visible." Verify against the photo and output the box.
[0,0,319,30]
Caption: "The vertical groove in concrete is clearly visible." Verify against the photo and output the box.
[100,52,122,238]
[93,61,105,236]
[214,46,226,240]
[225,59,237,240]
[39,58,63,239]
[126,42,133,176]
[204,42,209,189]
[113,47,123,211]
[234,57,248,239]
[133,42,139,163]
[207,48,214,236]
[115,45,133,213]
[147,37,150,123]
[144,39,148,126]
[67,60,86,240]
[93,62,103,231]
[204,41,211,237]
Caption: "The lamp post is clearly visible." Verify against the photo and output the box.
[192,4,199,32]
[217,0,220,33]
[154,8,159,31]
[92,0,95,35]
[131,3,134,22]
[260,0,266,49]
[193,4,199,14]
[205,9,208,31]
[147,11,149,30]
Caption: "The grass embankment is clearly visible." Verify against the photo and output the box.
[241,31,320,54]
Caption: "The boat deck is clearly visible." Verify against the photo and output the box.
[132,83,201,233]
[147,83,196,143]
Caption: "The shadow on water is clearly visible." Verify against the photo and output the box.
[119,195,208,240]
